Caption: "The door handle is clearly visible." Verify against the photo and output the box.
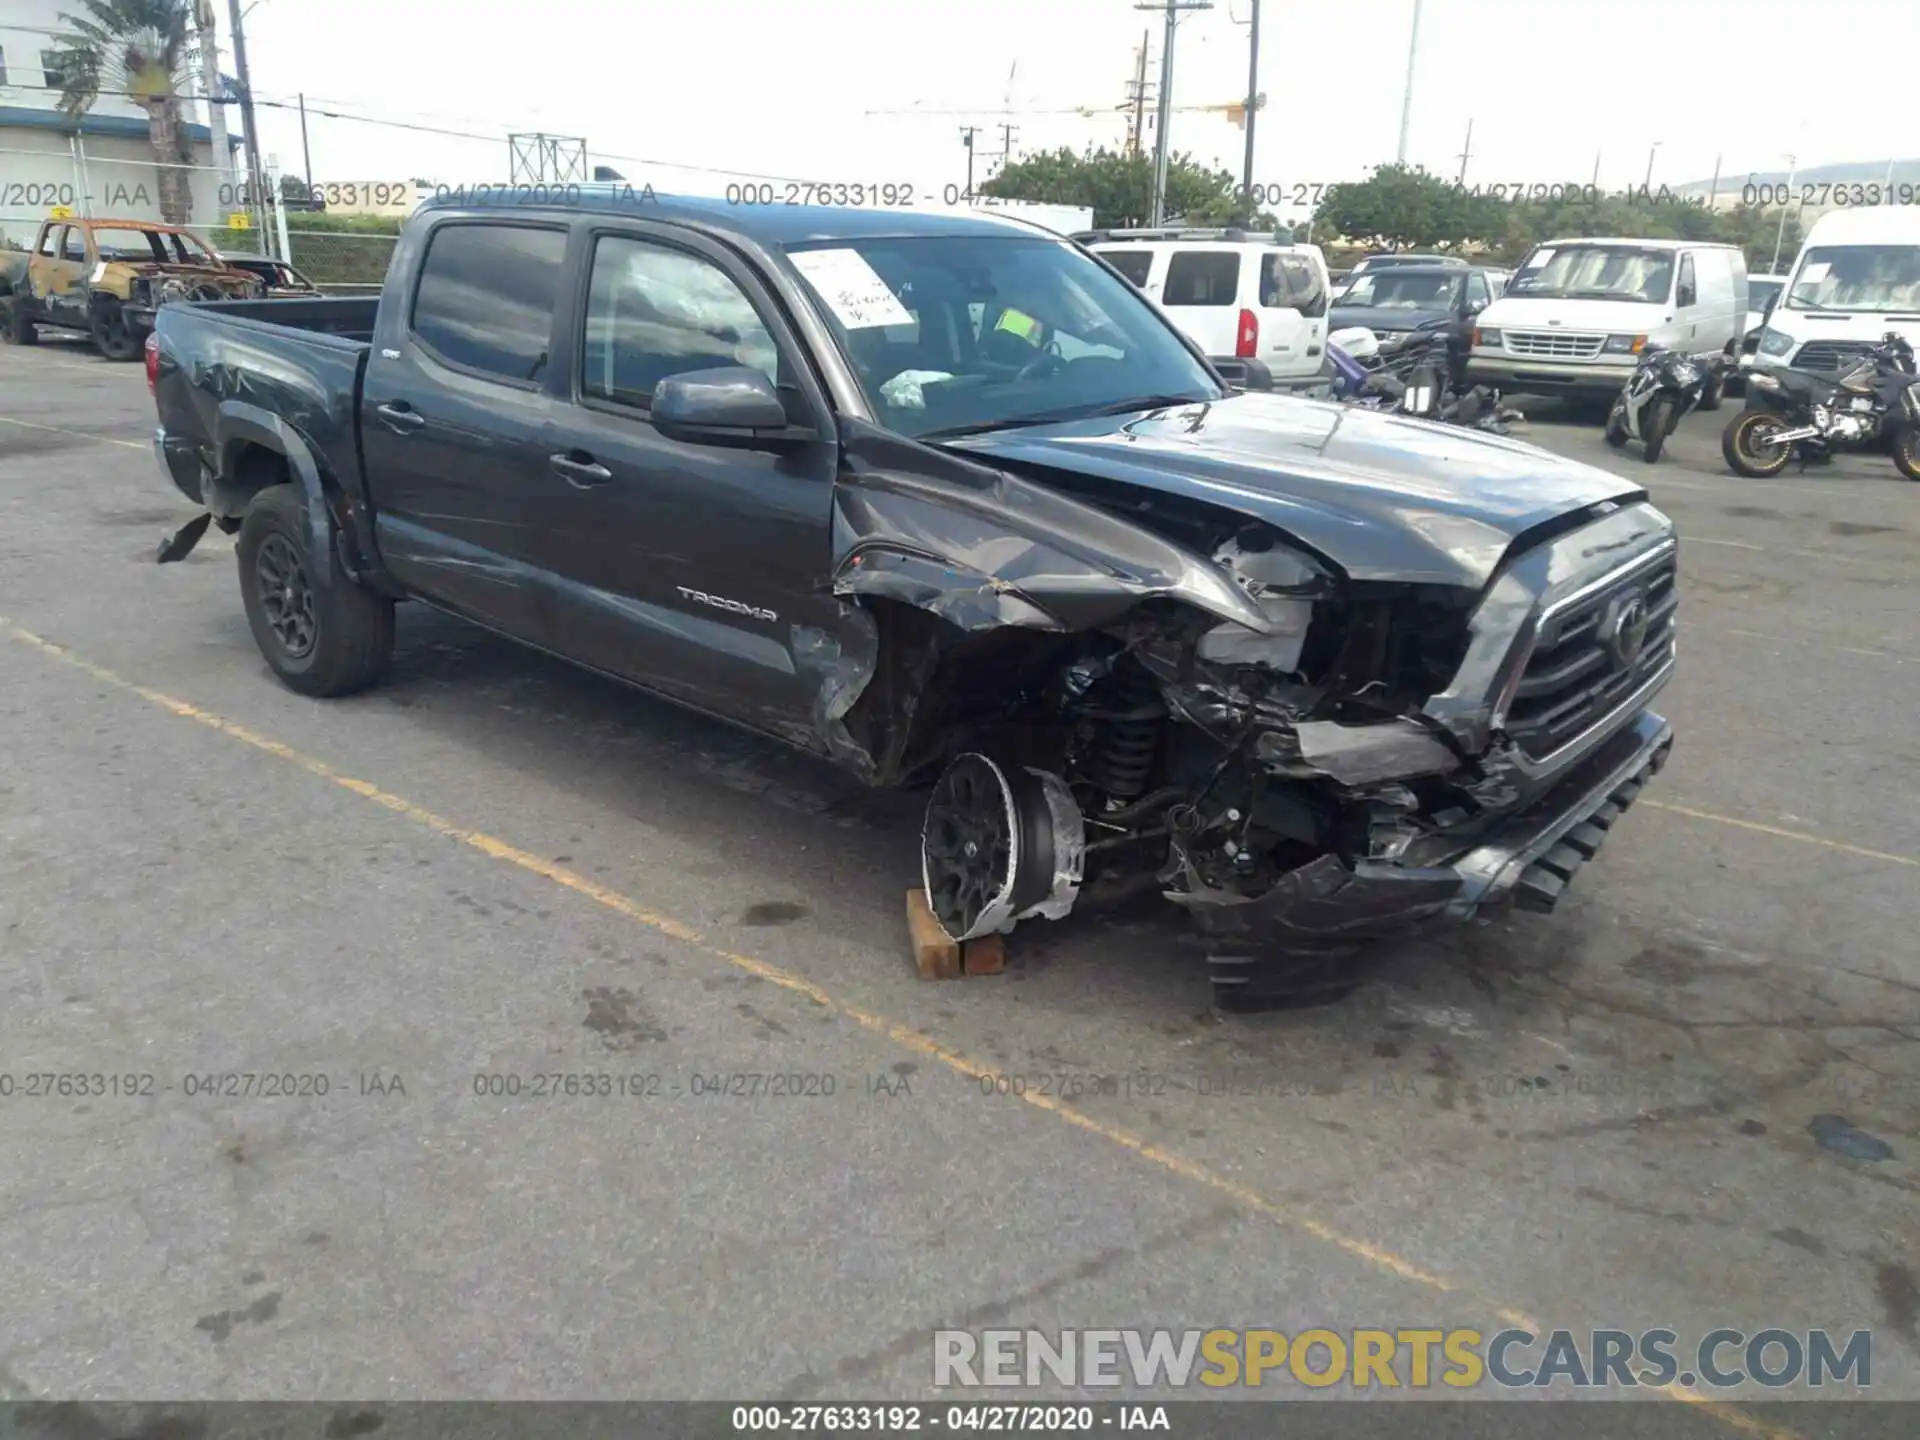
[549,452,613,487]
[374,402,425,435]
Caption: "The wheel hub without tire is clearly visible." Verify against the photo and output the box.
[921,754,1085,943]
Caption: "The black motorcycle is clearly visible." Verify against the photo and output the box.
[1604,345,1724,464]
[1722,333,1920,481]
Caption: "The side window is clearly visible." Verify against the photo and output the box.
[1465,272,1490,309]
[36,226,62,258]
[1279,254,1325,317]
[580,234,779,409]
[1162,252,1239,306]
[1676,252,1697,307]
[1259,255,1287,308]
[410,223,568,383]
[1098,250,1155,288]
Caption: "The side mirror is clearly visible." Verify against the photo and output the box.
[651,367,793,442]
[1760,293,1778,322]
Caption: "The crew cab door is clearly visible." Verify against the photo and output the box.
[359,218,577,645]
[539,224,839,733]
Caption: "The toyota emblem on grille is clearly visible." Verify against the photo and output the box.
[1599,592,1652,669]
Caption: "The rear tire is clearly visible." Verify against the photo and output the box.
[2,297,38,346]
[237,484,394,697]
[1894,427,1920,482]
[90,299,141,361]
[1697,370,1725,412]
[1643,397,1673,463]
[1722,409,1794,477]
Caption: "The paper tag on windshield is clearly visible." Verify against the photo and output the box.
[1522,249,1553,268]
[789,248,914,330]
[1799,261,1830,283]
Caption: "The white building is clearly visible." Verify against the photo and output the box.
[0,0,244,248]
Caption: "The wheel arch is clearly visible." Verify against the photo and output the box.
[212,403,368,590]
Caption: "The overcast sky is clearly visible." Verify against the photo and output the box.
[233,0,1916,212]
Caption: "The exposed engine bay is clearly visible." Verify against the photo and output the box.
[817,424,1679,1008]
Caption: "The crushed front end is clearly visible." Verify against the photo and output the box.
[898,496,1678,1010]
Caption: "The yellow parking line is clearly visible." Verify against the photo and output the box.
[0,415,147,451]
[0,615,1802,1435]
[1643,799,1918,868]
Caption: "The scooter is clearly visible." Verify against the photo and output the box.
[1604,344,1723,463]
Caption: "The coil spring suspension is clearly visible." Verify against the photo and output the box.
[1082,662,1165,800]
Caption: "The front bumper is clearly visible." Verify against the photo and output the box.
[1467,354,1637,395]
[1184,708,1674,945]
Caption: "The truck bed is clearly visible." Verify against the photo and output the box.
[152,296,375,510]
[188,295,378,343]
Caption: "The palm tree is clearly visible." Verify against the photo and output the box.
[48,0,200,224]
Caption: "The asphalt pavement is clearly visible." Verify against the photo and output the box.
[1,340,1915,1424]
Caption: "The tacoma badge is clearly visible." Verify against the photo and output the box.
[677,586,778,623]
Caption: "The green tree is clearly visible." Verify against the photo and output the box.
[1315,164,1486,252]
[981,146,1280,230]
[48,0,200,224]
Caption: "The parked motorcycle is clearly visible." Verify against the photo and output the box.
[1721,333,1920,481]
[1604,344,1724,464]
[1329,331,1521,433]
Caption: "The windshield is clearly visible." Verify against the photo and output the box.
[1507,244,1674,303]
[1337,272,1461,311]
[87,227,215,264]
[1784,245,1920,313]
[783,235,1222,440]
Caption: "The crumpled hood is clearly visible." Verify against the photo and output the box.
[941,390,1645,589]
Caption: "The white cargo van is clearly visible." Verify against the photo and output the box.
[1467,237,1748,404]
[1078,228,1332,388]
[1747,207,1920,378]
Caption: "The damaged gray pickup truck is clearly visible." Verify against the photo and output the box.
[149,191,1677,1008]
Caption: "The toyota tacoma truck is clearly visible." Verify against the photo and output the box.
[148,191,1678,1009]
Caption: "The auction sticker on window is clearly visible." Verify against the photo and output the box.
[789,248,914,330]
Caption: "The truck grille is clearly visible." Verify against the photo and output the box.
[1792,340,1874,372]
[1504,331,1606,359]
[1506,550,1678,763]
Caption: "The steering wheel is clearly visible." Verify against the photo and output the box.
[1016,346,1067,383]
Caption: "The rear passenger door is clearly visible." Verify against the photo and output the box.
[545,226,840,732]
[360,219,576,645]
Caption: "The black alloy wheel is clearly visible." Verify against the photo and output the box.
[254,532,318,659]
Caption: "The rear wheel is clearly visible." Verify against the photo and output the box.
[237,484,394,697]
[2,297,38,346]
[1697,369,1725,411]
[1642,397,1674,463]
[90,299,141,361]
[1722,408,1794,477]
[1893,427,1920,482]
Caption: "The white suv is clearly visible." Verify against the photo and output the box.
[1078,228,1332,389]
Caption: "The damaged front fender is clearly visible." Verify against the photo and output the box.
[831,421,1274,635]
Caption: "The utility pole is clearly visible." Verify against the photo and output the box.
[1643,142,1660,194]
[1395,0,1423,165]
[1128,31,1150,156]
[1240,0,1260,202]
[191,1,232,197]
[1136,0,1213,226]
[959,126,977,199]
[1591,151,1601,188]
[298,92,313,192]
[1705,152,1721,209]
[1455,118,1473,186]
[996,121,1019,175]
[1770,154,1798,274]
[225,0,268,239]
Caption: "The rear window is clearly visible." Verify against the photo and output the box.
[1162,252,1240,306]
[1097,250,1155,288]
[411,222,569,383]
